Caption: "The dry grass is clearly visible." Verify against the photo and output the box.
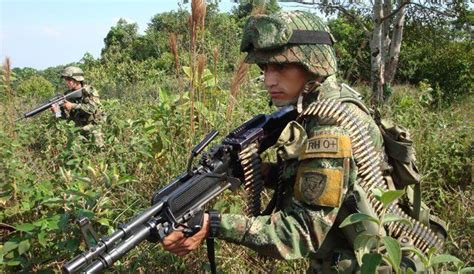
[226,60,249,120]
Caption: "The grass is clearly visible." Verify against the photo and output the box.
[1,79,472,272]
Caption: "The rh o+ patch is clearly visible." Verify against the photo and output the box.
[300,134,352,160]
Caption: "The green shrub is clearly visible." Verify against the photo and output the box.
[15,75,55,99]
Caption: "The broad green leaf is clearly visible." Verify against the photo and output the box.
[339,213,380,228]
[360,253,382,274]
[2,241,19,253]
[18,240,30,255]
[460,267,474,273]
[98,218,110,227]
[371,188,383,199]
[45,215,61,230]
[380,190,405,208]
[158,87,169,104]
[15,223,36,232]
[401,246,429,266]
[383,236,401,271]
[6,259,21,266]
[382,213,412,227]
[429,254,462,267]
[354,234,378,252]
[182,66,192,78]
[354,234,378,265]
[38,231,47,247]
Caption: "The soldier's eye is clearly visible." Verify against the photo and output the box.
[276,64,285,71]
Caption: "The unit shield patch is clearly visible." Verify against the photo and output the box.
[300,171,326,202]
[294,167,344,207]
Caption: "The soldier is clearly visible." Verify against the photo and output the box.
[162,11,443,272]
[52,66,106,148]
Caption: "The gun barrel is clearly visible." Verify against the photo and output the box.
[23,101,56,118]
[62,201,165,274]
[20,88,83,119]
[83,221,157,273]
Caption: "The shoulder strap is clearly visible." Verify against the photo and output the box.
[317,82,372,116]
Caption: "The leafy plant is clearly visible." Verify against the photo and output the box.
[339,188,470,273]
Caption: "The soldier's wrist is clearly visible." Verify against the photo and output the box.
[206,210,221,239]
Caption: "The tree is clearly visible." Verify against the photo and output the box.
[273,0,465,105]
[102,19,140,62]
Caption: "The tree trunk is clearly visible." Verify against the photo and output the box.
[385,0,407,84]
[371,0,385,106]
[382,0,392,62]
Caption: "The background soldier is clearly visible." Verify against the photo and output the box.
[161,11,443,272]
[52,66,106,148]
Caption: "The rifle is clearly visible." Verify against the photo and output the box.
[62,106,297,273]
[17,88,83,120]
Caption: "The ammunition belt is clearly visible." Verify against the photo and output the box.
[238,143,264,216]
[301,99,443,252]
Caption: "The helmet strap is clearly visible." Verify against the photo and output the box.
[297,79,320,113]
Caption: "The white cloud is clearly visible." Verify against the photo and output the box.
[41,26,62,38]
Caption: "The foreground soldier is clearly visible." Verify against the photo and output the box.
[162,11,443,272]
[52,66,106,148]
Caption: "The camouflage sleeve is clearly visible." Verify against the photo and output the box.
[218,203,339,260]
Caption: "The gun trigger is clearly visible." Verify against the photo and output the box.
[227,176,240,191]
[183,224,202,237]
[77,217,99,249]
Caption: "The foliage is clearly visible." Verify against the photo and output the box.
[1,4,472,273]
[328,15,371,83]
[15,75,55,99]
[398,37,473,105]
[340,188,471,273]
[379,85,473,264]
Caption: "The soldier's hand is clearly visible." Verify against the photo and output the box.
[63,100,74,111]
[162,213,209,256]
[51,103,60,113]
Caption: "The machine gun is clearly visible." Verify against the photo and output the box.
[17,88,83,120]
[62,106,297,273]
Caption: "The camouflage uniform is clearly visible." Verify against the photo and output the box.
[216,11,384,273]
[60,66,106,148]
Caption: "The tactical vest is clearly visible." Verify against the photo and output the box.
[66,85,105,127]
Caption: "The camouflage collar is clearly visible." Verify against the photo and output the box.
[301,75,339,107]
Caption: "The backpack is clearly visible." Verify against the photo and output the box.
[337,84,447,242]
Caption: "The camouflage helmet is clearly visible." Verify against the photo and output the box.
[240,11,337,77]
[60,66,85,82]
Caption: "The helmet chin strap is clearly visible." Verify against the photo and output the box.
[297,79,320,113]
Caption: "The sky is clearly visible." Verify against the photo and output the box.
[0,0,239,70]
[0,0,315,70]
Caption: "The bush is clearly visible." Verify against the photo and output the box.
[15,75,55,99]
[399,40,473,106]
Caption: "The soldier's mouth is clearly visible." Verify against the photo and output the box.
[269,91,285,99]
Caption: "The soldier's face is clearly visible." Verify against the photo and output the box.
[262,63,311,107]
[64,77,81,91]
